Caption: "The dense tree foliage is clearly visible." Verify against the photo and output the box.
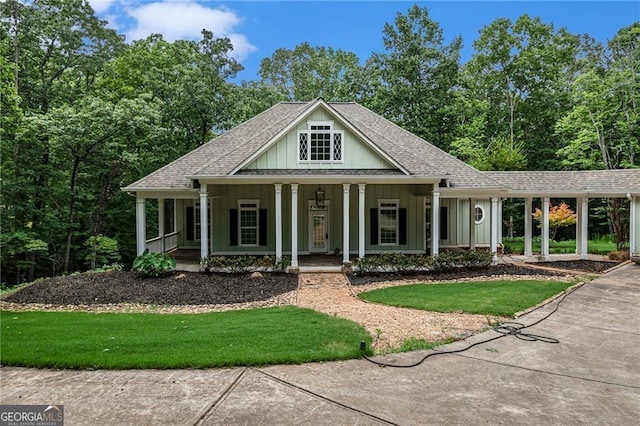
[365,4,462,150]
[1,2,638,284]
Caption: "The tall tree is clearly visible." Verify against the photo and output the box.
[101,31,242,154]
[42,95,162,272]
[259,42,364,101]
[463,15,581,170]
[365,4,461,150]
[1,0,124,281]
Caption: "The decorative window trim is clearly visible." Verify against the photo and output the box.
[474,204,485,225]
[378,199,399,246]
[297,120,344,163]
[238,200,260,247]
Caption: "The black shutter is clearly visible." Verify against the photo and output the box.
[440,206,448,240]
[259,209,268,246]
[399,208,407,245]
[230,209,238,246]
[186,207,194,241]
[370,208,378,245]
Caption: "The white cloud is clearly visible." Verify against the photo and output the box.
[87,0,119,15]
[124,1,256,61]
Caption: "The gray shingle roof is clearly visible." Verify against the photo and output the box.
[485,170,640,195]
[123,99,638,194]
[330,103,500,188]
[123,102,312,190]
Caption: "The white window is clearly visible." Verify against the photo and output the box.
[238,200,259,246]
[298,121,343,162]
[379,200,399,245]
[474,205,485,225]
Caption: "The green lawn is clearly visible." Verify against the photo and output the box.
[502,237,616,255]
[0,307,370,369]
[359,280,575,317]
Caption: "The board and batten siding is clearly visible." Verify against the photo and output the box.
[245,109,394,170]
[457,199,491,246]
[175,183,433,255]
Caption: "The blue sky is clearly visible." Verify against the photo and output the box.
[88,1,640,81]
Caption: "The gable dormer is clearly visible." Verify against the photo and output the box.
[242,104,396,171]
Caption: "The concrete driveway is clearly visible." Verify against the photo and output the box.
[1,263,639,425]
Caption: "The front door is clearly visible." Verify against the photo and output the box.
[309,205,329,253]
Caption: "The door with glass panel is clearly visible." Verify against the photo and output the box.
[309,206,329,253]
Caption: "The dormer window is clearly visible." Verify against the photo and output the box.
[298,121,343,162]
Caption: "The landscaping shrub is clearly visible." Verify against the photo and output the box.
[132,250,176,277]
[201,255,291,273]
[354,250,493,275]
[608,250,630,261]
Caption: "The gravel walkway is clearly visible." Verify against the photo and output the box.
[296,271,579,352]
[296,273,492,351]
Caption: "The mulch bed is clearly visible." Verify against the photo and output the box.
[348,260,620,286]
[3,271,298,306]
[525,259,620,273]
[3,260,619,306]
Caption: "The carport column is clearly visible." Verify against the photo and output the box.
[577,197,589,259]
[498,199,504,244]
[274,184,283,260]
[630,195,637,258]
[541,197,550,261]
[158,198,165,253]
[291,184,299,268]
[431,191,440,256]
[469,198,476,249]
[490,197,499,263]
[199,184,208,260]
[358,184,366,259]
[136,195,146,256]
[342,184,350,264]
[524,197,533,257]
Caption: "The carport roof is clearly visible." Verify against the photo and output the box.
[485,170,640,197]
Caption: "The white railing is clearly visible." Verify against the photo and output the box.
[145,231,180,253]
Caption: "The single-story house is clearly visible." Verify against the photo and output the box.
[123,98,640,268]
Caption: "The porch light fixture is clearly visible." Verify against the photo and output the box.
[315,186,325,206]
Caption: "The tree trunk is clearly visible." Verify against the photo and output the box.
[64,157,81,274]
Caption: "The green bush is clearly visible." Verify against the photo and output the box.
[84,235,121,270]
[201,255,291,273]
[354,250,493,275]
[132,250,176,277]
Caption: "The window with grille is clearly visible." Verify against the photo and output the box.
[239,201,259,246]
[298,121,343,162]
[379,200,399,245]
[474,205,485,224]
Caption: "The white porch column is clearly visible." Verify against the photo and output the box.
[498,199,504,244]
[136,196,146,256]
[158,198,165,253]
[541,197,550,261]
[291,184,299,268]
[524,197,533,257]
[274,184,283,260]
[630,195,638,258]
[577,197,589,259]
[358,184,366,259]
[469,198,476,250]
[199,184,208,259]
[342,184,351,264]
[490,197,499,263]
[431,191,440,256]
